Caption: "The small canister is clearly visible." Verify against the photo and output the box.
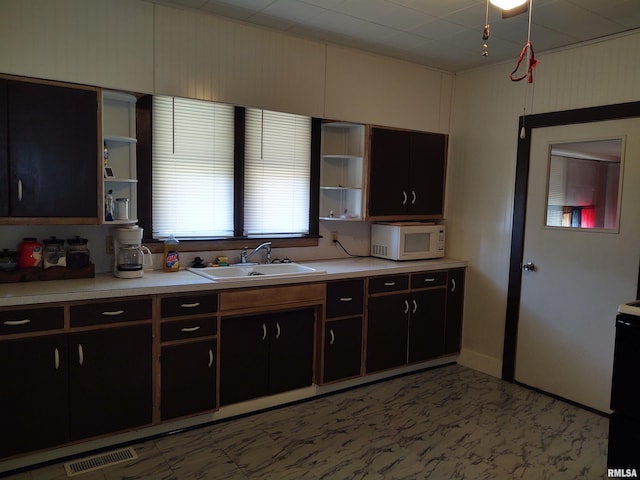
[43,237,66,269]
[0,249,18,272]
[18,238,43,269]
[115,198,129,221]
[67,236,91,269]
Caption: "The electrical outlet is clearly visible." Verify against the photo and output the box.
[331,231,338,243]
[105,236,113,255]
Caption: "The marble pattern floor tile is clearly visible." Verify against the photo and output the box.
[3,365,609,479]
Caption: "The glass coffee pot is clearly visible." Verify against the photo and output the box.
[117,244,144,272]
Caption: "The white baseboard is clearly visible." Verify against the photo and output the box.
[458,348,502,378]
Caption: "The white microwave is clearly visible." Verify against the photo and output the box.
[371,222,445,261]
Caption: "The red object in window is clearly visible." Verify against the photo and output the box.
[581,206,595,228]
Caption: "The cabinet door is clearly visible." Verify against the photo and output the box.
[269,309,315,395]
[444,268,465,354]
[161,340,216,420]
[68,324,152,440]
[408,132,446,216]
[366,295,408,373]
[0,79,7,216]
[323,316,362,383]
[0,334,69,458]
[408,288,446,363]
[220,315,270,406]
[7,80,97,217]
[368,128,410,216]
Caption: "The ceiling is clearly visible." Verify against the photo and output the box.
[148,0,640,72]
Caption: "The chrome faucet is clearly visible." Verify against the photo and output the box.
[241,242,272,264]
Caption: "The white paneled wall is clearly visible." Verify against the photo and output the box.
[0,0,154,93]
[154,5,327,117]
[449,30,640,377]
[325,45,452,132]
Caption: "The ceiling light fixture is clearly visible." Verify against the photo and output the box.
[489,0,527,10]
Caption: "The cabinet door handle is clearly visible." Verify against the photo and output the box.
[262,323,267,341]
[17,179,23,201]
[404,300,410,315]
[180,302,201,308]
[78,344,84,366]
[412,299,418,314]
[101,310,125,316]
[208,349,214,368]
[402,191,407,205]
[384,281,396,286]
[411,190,416,204]
[3,319,31,326]
[54,347,60,370]
[181,326,201,333]
[329,328,335,345]
[339,297,353,302]
[275,322,281,340]
[451,279,456,293]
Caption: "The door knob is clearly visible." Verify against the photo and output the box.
[523,262,536,272]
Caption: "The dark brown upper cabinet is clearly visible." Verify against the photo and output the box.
[368,127,447,220]
[0,76,99,223]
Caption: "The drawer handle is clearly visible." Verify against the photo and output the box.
[3,319,31,326]
[54,347,60,370]
[208,349,214,368]
[181,326,201,333]
[424,278,436,282]
[275,322,281,340]
[181,302,201,308]
[339,297,353,302]
[78,344,84,366]
[384,282,396,286]
[101,310,125,316]
[329,328,335,345]
[451,279,456,293]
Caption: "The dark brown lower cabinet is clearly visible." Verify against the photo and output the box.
[366,295,409,373]
[444,268,465,355]
[323,316,362,383]
[161,340,217,420]
[68,325,152,440]
[0,335,69,458]
[408,289,446,363]
[220,309,315,406]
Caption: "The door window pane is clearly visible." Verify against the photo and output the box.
[546,138,623,230]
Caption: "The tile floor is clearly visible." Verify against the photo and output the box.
[3,364,609,479]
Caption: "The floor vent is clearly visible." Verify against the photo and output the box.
[64,447,138,477]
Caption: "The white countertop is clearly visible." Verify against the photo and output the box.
[0,257,467,307]
[618,300,640,316]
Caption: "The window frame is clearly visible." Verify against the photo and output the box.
[136,96,320,251]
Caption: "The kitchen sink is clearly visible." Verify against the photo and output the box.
[187,262,325,281]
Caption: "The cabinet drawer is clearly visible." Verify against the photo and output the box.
[161,294,218,318]
[0,306,64,335]
[411,271,448,289]
[162,317,217,341]
[70,298,152,327]
[326,280,364,318]
[368,275,409,294]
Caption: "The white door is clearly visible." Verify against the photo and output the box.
[515,118,640,413]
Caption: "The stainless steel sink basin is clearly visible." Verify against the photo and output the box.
[188,262,325,281]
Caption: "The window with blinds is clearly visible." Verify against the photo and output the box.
[151,96,313,240]
[152,96,235,238]
[244,108,311,236]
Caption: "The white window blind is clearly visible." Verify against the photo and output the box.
[244,108,311,236]
[152,96,234,238]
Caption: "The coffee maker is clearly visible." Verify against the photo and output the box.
[113,225,146,278]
